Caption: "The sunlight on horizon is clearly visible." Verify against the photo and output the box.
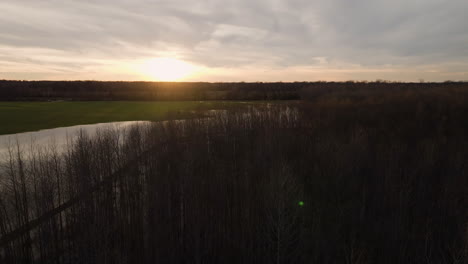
[138,57,198,81]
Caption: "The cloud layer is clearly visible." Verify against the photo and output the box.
[1,0,467,81]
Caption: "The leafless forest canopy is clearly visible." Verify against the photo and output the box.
[1,84,468,263]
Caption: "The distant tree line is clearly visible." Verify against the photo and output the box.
[0,80,302,101]
[0,80,467,101]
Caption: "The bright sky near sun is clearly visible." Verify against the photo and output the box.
[0,0,467,81]
[136,58,198,81]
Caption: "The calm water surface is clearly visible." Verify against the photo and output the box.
[0,121,150,159]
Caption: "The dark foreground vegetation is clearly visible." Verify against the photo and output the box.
[1,86,467,263]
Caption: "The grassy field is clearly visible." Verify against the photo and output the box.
[0,101,265,135]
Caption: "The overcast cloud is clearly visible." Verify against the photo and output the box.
[0,0,467,81]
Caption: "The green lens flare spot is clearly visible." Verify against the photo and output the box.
[298,201,304,207]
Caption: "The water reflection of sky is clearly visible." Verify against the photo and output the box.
[0,121,150,159]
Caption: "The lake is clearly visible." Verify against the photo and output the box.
[0,121,151,159]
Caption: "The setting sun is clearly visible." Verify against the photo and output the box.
[140,58,196,81]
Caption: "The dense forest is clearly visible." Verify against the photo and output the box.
[1,86,467,263]
[0,80,467,101]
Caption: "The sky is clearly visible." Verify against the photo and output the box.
[0,0,467,82]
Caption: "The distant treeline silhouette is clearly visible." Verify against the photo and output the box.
[0,79,467,101]
[1,89,467,263]
[0,80,301,100]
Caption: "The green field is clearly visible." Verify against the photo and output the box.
[0,101,264,135]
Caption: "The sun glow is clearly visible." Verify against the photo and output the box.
[140,57,197,81]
